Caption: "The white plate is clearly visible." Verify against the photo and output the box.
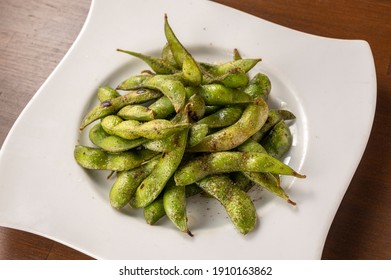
[0,0,376,259]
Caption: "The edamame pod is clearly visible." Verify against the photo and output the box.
[174,151,305,186]
[117,49,178,74]
[189,84,253,105]
[101,116,190,140]
[163,179,193,236]
[144,184,202,225]
[187,97,268,152]
[186,94,205,121]
[197,175,257,235]
[201,67,249,88]
[117,74,186,113]
[237,139,295,205]
[164,14,202,85]
[131,128,188,208]
[200,58,261,88]
[188,123,209,147]
[73,145,158,171]
[261,120,293,159]
[243,73,271,101]
[117,105,155,121]
[89,123,147,153]
[161,43,180,69]
[251,109,296,142]
[97,86,120,102]
[110,157,159,209]
[197,106,243,128]
[144,196,166,225]
[212,58,262,75]
[101,116,138,137]
[148,96,175,119]
[80,89,161,130]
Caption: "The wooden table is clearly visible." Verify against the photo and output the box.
[1,0,390,260]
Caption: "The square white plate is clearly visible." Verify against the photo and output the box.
[0,0,376,259]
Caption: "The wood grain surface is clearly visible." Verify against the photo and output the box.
[0,0,390,260]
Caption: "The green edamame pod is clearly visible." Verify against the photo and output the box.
[147,85,193,120]
[182,55,203,86]
[174,151,305,186]
[101,116,138,137]
[80,89,162,130]
[237,138,295,205]
[261,120,293,159]
[131,128,189,208]
[186,94,206,121]
[237,138,267,154]
[144,196,166,225]
[243,73,271,101]
[164,14,202,85]
[204,105,221,115]
[190,84,253,105]
[200,58,261,88]
[216,68,249,88]
[110,157,159,209]
[197,175,257,235]
[133,119,190,139]
[117,74,186,113]
[101,116,190,140]
[188,123,209,147]
[97,86,120,102]
[187,97,268,152]
[161,43,180,69]
[212,58,262,75]
[148,96,175,119]
[251,109,296,142]
[117,49,178,74]
[163,179,193,236]
[144,184,202,225]
[197,106,243,128]
[89,123,147,153]
[117,105,155,121]
[74,145,158,171]
[142,138,169,152]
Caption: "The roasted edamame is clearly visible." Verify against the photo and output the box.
[74,14,306,237]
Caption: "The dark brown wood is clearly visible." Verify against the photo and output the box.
[1,0,390,260]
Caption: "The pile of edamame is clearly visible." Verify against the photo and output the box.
[74,15,306,236]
